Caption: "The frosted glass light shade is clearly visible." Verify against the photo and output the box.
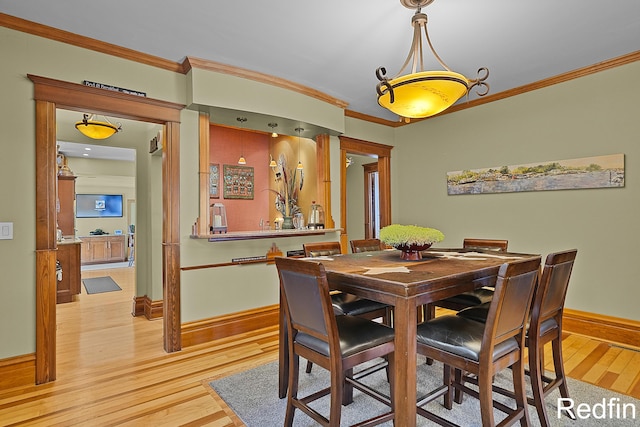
[377,71,469,119]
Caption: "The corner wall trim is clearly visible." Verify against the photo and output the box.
[563,309,640,348]
[132,296,163,320]
[181,305,279,348]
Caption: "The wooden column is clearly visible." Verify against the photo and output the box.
[163,121,181,352]
[34,100,57,384]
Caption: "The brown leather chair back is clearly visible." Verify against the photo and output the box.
[484,257,541,348]
[303,241,342,257]
[532,249,577,330]
[463,238,508,252]
[276,257,336,346]
[350,238,385,253]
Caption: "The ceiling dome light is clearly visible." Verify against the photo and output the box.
[376,0,489,119]
[75,114,122,139]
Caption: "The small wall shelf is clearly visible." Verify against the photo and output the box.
[189,228,341,242]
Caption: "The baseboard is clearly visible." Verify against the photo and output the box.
[0,353,35,389]
[131,296,163,320]
[563,308,640,348]
[181,304,279,347]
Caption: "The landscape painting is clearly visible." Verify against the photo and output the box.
[447,154,625,195]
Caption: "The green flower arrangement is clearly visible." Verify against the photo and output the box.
[379,224,445,247]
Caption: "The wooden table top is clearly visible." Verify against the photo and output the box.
[306,248,538,300]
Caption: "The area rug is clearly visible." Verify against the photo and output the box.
[82,276,122,294]
[209,357,639,426]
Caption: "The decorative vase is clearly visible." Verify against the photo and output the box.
[394,243,432,261]
[282,216,295,229]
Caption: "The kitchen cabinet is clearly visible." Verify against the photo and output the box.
[80,235,126,264]
[57,240,81,304]
[57,175,76,236]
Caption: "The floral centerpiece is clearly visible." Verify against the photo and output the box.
[267,154,303,228]
[379,224,444,260]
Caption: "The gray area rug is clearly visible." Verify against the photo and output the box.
[209,357,639,426]
[82,276,121,294]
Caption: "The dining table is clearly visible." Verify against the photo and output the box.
[278,247,540,426]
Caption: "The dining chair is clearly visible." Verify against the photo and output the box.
[276,257,395,427]
[424,238,509,317]
[415,256,541,427]
[303,242,390,321]
[349,238,386,253]
[422,238,508,365]
[302,242,392,374]
[457,249,578,426]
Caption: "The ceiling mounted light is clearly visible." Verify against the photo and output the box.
[75,114,122,139]
[268,122,278,138]
[295,127,304,171]
[237,117,247,165]
[375,0,489,120]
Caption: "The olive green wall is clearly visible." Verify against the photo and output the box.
[393,62,640,320]
[1,22,637,363]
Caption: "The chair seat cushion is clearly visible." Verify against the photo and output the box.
[441,287,494,306]
[458,305,559,337]
[296,315,394,358]
[416,315,518,362]
[331,293,389,316]
[456,302,491,323]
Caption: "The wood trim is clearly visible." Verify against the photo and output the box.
[163,121,182,352]
[6,13,638,129]
[34,99,58,385]
[28,75,184,122]
[315,134,334,229]
[563,309,640,349]
[145,296,164,320]
[181,305,280,348]
[339,137,393,241]
[184,57,349,109]
[0,353,36,390]
[132,296,145,317]
[131,296,164,320]
[31,75,184,384]
[0,13,183,73]
[198,113,211,235]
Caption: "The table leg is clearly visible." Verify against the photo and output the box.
[393,297,417,426]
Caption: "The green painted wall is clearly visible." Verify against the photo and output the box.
[1,23,637,363]
[393,62,640,320]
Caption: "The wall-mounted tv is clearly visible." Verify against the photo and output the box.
[76,194,123,218]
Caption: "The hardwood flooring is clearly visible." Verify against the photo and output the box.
[1,266,639,426]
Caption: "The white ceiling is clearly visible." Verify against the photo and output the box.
[2,1,640,123]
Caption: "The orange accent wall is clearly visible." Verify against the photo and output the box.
[210,125,270,231]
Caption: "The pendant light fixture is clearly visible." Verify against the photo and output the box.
[75,113,122,139]
[268,122,278,138]
[269,154,277,169]
[295,127,304,171]
[236,117,247,165]
[375,0,489,120]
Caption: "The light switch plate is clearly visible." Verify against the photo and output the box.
[0,222,14,240]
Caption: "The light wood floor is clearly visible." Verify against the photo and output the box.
[1,266,639,426]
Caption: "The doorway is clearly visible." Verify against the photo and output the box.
[31,74,184,384]
[339,136,393,247]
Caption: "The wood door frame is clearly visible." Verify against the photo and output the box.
[339,136,392,247]
[363,162,378,239]
[29,75,185,384]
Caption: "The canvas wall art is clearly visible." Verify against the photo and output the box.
[447,154,624,195]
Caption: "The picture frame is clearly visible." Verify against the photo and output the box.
[209,163,220,198]
[447,154,625,195]
[223,164,254,199]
